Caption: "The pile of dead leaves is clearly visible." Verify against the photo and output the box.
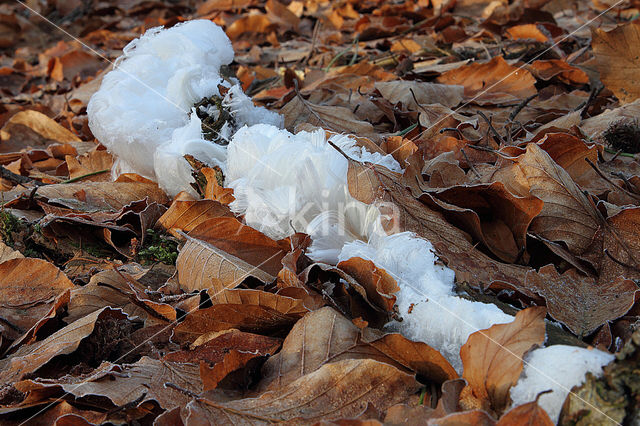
[1,0,640,424]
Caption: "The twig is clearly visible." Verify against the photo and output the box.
[509,94,538,121]
[477,111,505,145]
[0,166,45,186]
[576,83,604,119]
[460,147,480,178]
[439,127,464,138]
[585,158,640,200]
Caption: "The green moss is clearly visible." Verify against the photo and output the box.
[137,229,179,266]
[0,210,22,247]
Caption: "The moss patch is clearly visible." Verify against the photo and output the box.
[137,229,179,266]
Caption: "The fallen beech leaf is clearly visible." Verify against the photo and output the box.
[65,150,113,182]
[0,258,74,337]
[460,306,546,414]
[527,60,589,85]
[534,132,601,190]
[225,14,274,40]
[157,199,232,237]
[165,329,281,364]
[419,183,543,263]
[186,358,420,423]
[19,356,202,411]
[497,400,553,425]
[176,218,288,292]
[0,240,23,263]
[492,143,601,255]
[580,99,640,139]
[596,207,640,282]
[592,21,640,104]
[0,110,81,153]
[525,265,638,336]
[28,181,168,212]
[505,24,549,43]
[258,307,457,392]
[0,308,127,385]
[337,257,400,312]
[202,167,235,204]
[375,81,464,109]
[436,56,536,105]
[427,410,496,425]
[200,349,267,391]
[172,289,307,344]
[281,96,375,137]
[66,266,176,326]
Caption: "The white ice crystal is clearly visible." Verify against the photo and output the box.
[338,232,515,372]
[510,345,614,423]
[225,123,399,263]
[87,19,282,196]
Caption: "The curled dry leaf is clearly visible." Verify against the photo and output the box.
[591,21,640,104]
[176,217,288,293]
[165,329,281,364]
[460,306,546,415]
[258,307,457,392]
[157,199,232,237]
[17,356,203,411]
[0,110,80,153]
[345,159,531,290]
[374,81,464,109]
[66,266,176,326]
[492,143,601,255]
[281,96,375,137]
[337,257,399,312]
[172,289,308,344]
[436,56,537,105]
[26,181,168,212]
[419,182,543,263]
[185,358,420,425]
[497,399,553,426]
[0,258,74,337]
[524,265,639,337]
[0,307,127,385]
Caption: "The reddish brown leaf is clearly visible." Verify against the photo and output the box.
[524,265,638,336]
[460,307,546,415]
[436,56,537,105]
[176,217,289,292]
[592,21,640,104]
[497,400,553,425]
[172,289,308,344]
[0,258,74,338]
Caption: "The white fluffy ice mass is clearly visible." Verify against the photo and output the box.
[87,19,281,196]
[88,20,615,424]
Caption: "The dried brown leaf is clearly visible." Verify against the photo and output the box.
[258,307,457,392]
[172,289,308,344]
[436,56,536,105]
[186,358,420,424]
[460,306,546,414]
[157,199,232,237]
[592,21,640,104]
[176,218,288,292]
[0,258,74,336]
[525,265,638,336]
